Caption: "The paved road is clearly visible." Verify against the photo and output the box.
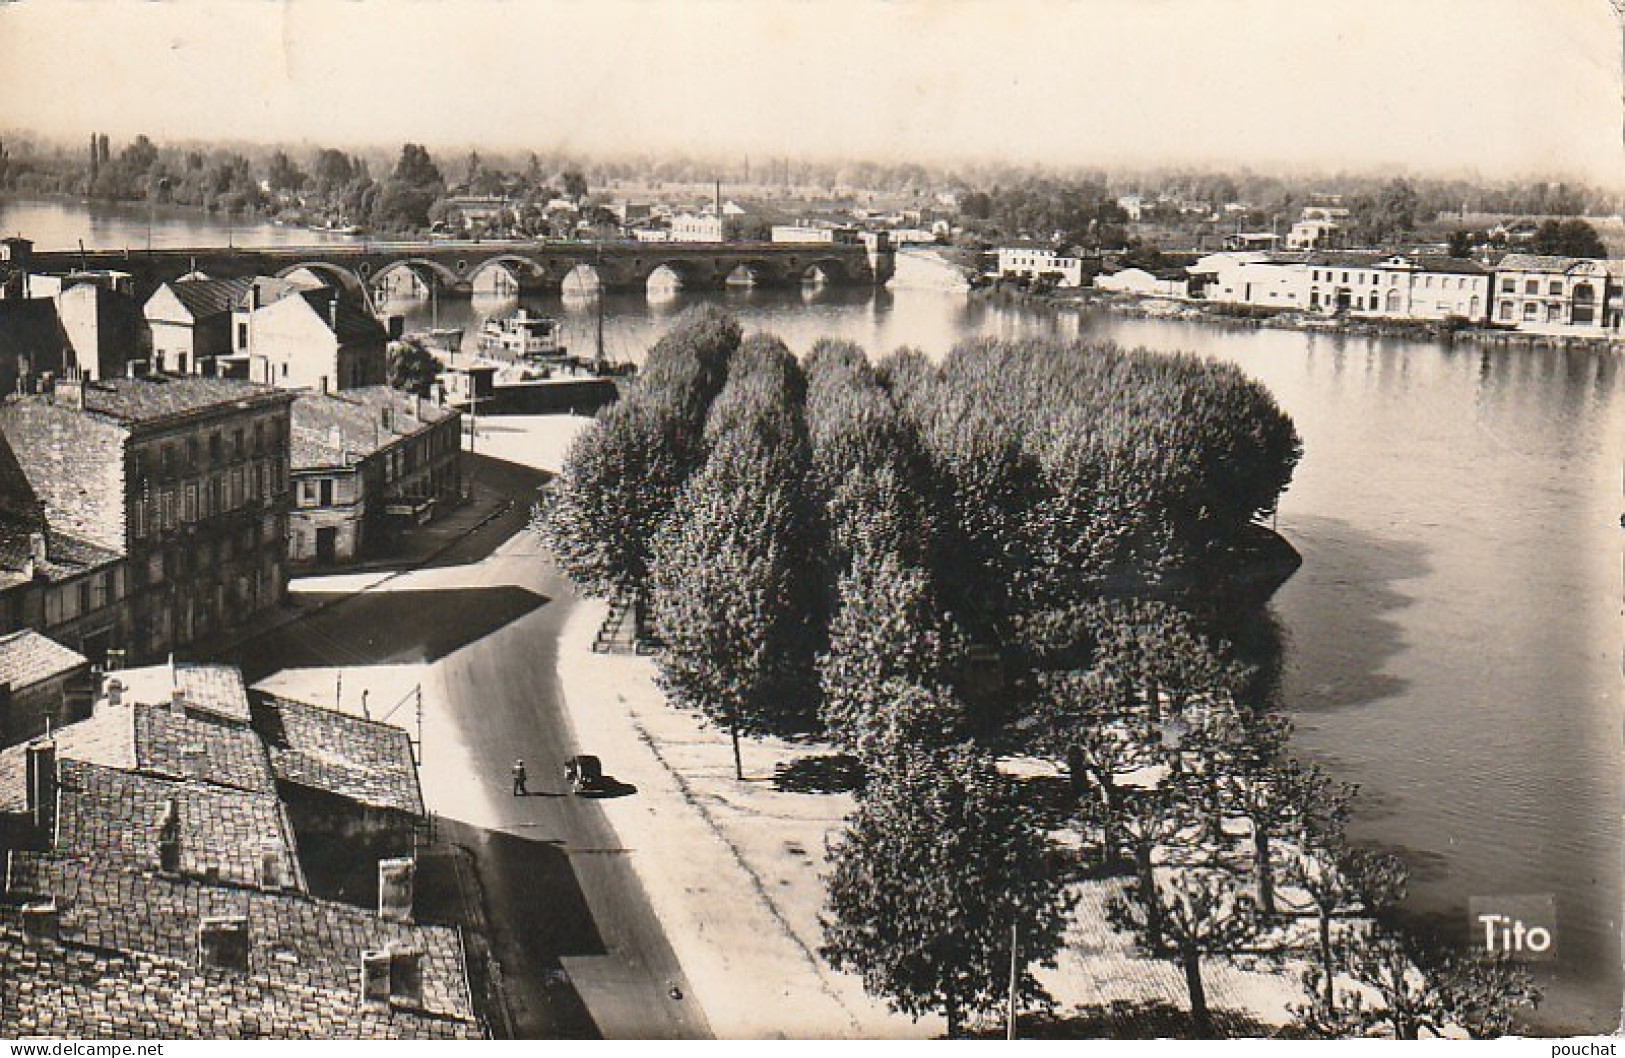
[231,455,710,1039]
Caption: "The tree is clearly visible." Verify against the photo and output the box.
[821,746,1072,1037]
[1433,952,1542,1038]
[561,169,588,203]
[819,544,961,757]
[387,338,439,397]
[1531,218,1605,259]
[1108,866,1263,1035]
[1446,229,1474,259]
[648,426,811,778]
[266,150,306,194]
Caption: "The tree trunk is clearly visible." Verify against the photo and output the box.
[1318,908,1334,1015]
[1182,945,1212,1035]
[1136,843,1163,951]
[729,716,744,781]
[945,995,961,1039]
[1253,819,1275,916]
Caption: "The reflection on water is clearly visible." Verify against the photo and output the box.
[6,195,1622,1033]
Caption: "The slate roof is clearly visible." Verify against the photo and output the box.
[108,662,254,725]
[253,695,425,816]
[0,523,122,586]
[0,630,86,692]
[131,702,277,795]
[154,277,256,322]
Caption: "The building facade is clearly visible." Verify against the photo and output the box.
[288,387,462,567]
[1491,254,1621,335]
[0,376,295,660]
[995,244,1086,288]
[233,286,388,393]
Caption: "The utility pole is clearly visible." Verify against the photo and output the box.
[1007,920,1019,1040]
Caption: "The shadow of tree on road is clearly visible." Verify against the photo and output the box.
[232,585,550,679]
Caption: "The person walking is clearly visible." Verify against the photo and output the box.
[512,759,527,796]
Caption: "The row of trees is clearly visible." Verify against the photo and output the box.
[542,312,1535,1037]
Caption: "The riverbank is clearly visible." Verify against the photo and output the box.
[970,282,1625,352]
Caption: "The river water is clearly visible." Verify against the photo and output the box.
[6,196,1622,1034]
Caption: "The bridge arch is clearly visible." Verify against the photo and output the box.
[802,258,850,285]
[275,261,366,298]
[645,260,710,295]
[371,258,463,298]
[561,263,603,295]
[468,255,548,296]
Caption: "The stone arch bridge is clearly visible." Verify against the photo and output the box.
[33,238,895,301]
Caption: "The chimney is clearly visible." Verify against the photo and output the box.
[361,949,393,1004]
[25,739,55,836]
[20,898,59,942]
[29,531,46,567]
[179,743,206,778]
[260,842,287,890]
[157,796,181,873]
[248,282,261,311]
[377,857,415,923]
[390,948,425,1006]
[104,677,123,708]
[197,915,250,972]
[171,686,189,717]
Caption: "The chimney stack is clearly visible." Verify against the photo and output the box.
[29,531,46,567]
[378,857,415,923]
[197,916,250,972]
[362,949,393,1004]
[260,842,287,890]
[20,898,59,942]
[171,686,189,717]
[329,294,339,331]
[179,743,206,777]
[157,796,181,874]
[24,739,56,836]
[104,677,124,708]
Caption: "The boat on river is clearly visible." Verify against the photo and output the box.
[479,309,567,361]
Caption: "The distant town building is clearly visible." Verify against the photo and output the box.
[0,376,295,660]
[995,243,1086,288]
[670,212,735,242]
[287,388,462,567]
[1223,232,1283,252]
[1198,251,1492,322]
[1491,254,1621,334]
[1286,207,1350,251]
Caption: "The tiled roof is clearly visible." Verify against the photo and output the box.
[6,852,476,1026]
[155,277,256,323]
[0,710,138,811]
[1495,252,1609,274]
[51,759,302,891]
[0,630,86,692]
[290,388,455,472]
[298,289,388,347]
[107,662,254,724]
[253,695,425,816]
[0,522,123,585]
[0,398,128,554]
[132,702,277,795]
[0,926,481,1039]
[67,376,294,426]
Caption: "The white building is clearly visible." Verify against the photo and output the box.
[995,244,1085,288]
[1199,251,1492,323]
[1491,254,1621,334]
[1094,268,1189,299]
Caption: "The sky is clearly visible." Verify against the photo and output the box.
[0,0,1621,181]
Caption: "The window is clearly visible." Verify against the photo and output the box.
[1500,302,1514,320]
[77,580,91,616]
[1523,302,1538,321]
[208,433,223,464]
[233,429,244,459]
[1549,280,1563,296]
[1525,279,1538,295]
[183,484,198,523]
[1502,278,1515,293]
[237,322,248,349]
[186,438,198,470]
[148,552,165,585]
[1547,304,1561,323]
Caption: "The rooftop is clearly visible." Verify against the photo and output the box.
[105,662,255,725]
[151,276,256,322]
[0,630,86,693]
[290,387,455,470]
[253,695,425,817]
[0,298,68,367]
[54,375,294,427]
[295,289,389,347]
[1495,252,1610,274]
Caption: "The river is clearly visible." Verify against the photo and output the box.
[6,195,1622,1034]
